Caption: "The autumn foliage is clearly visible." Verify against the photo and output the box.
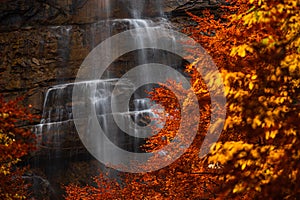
[65,0,300,199]
[184,0,300,198]
[0,97,36,199]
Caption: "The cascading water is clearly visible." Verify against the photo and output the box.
[31,1,186,198]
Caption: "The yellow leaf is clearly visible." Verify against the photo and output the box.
[270,75,277,81]
[249,82,254,90]
[261,38,269,45]
[255,186,261,192]
[241,163,247,170]
[265,131,270,140]
[238,48,246,57]
[233,183,245,193]
[251,75,258,80]
[289,64,297,73]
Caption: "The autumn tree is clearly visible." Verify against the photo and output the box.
[184,0,300,198]
[0,97,36,199]
[65,80,218,199]
[65,0,300,199]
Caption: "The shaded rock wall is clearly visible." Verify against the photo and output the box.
[1,25,85,115]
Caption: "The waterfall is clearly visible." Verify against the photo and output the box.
[34,19,182,159]
[31,1,186,198]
